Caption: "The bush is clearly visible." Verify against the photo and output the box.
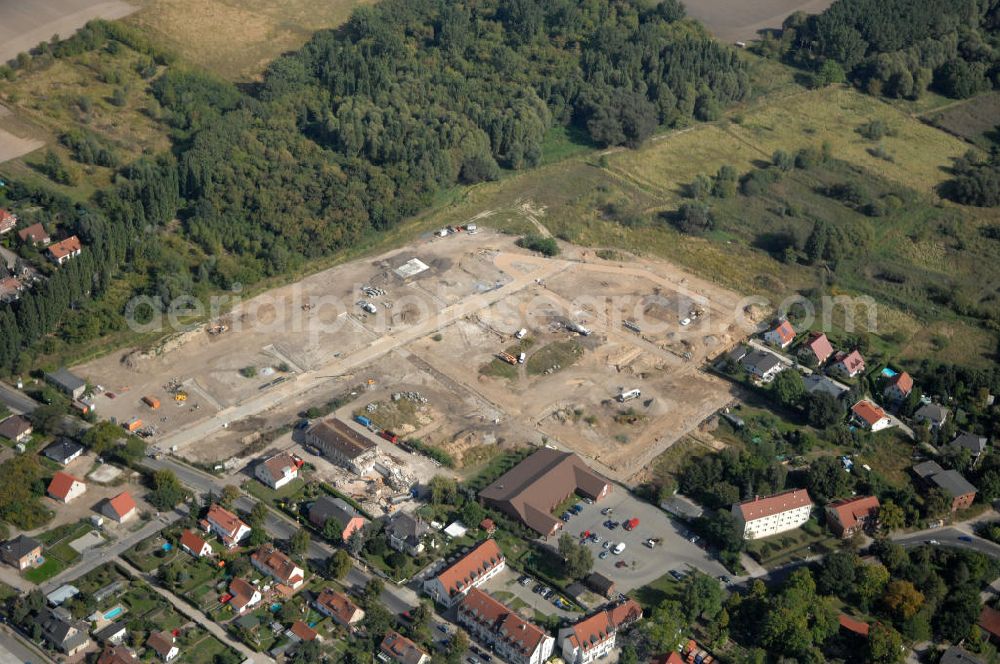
[671,202,714,235]
[517,234,559,256]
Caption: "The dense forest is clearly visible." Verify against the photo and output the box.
[0,0,749,374]
[759,0,1000,100]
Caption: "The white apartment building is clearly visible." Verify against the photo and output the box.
[732,489,814,540]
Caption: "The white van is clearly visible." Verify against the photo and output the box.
[617,389,641,403]
[515,328,527,339]
[518,353,526,364]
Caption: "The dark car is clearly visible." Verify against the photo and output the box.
[533,583,544,594]
[959,535,974,542]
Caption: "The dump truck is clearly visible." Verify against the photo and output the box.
[142,395,160,409]
[123,417,143,432]
[498,352,518,365]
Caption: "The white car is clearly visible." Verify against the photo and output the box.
[612,542,626,555]
[515,328,527,339]
[680,318,691,326]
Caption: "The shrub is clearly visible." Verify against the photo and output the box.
[517,234,559,256]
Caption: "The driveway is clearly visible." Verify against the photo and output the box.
[563,491,727,591]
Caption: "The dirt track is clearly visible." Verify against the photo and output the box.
[684,0,836,43]
[0,105,43,165]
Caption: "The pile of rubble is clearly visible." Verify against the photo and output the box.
[391,391,428,403]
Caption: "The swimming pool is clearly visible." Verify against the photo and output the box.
[104,606,124,620]
[881,367,898,378]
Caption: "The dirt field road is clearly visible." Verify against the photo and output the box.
[684,0,835,43]
[0,0,137,65]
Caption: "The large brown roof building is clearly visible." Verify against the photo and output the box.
[305,419,377,474]
[479,448,611,537]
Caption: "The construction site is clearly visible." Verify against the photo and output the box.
[73,226,750,486]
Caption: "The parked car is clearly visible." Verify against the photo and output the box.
[959,535,973,542]
[601,507,613,516]
[615,560,628,568]
[602,541,611,550]
[669,570,686,581]
[533,584,544,594]
[591,534,602,544]
[718,575,732,584]
[613,542,626,555]
[518,575,531,586]
[599,551,609,559]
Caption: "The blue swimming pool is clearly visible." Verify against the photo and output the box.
[104,606,124,620]
[881,367,898,378]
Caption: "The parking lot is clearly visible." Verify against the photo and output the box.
[483,567,577,620]
[563,490,728,591]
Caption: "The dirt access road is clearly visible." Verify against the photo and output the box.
[684,0,835,44]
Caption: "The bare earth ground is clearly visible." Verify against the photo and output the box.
[0,104,44,164]
[75,226,745,485]
[0,0,137,65]
[684,0,835,43]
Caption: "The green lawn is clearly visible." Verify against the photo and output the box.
[744,519,839,569]
[630,572,683,610]
[25,557,66,583]
[244,477,307,508]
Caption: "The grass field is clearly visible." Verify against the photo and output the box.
[126,0,373,80]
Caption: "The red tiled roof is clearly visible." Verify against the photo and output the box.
[97,645,140,664]
[769,320,795,344]
[47,236,81,259]
[835,350,866,374]
[888,371,914,395]
[316,589,362,625]
[565,601,643,655]
[147,632,175,658]
[380,630,429,664]
[649,655,684,664]
[852,400,887,427]
[47,471,83,501]
[179,529,209,555]
[229,578,258,611]
[251,544,303,585]
[980,605,1000,638]
[17,222,48,243]
[839,614,870,637]
[107,492,136,518]
[261,453,300,482]
[803,332,834,362]
[289,620,317,641]
[735,489,813,521]
[0,209,15,233]
[207,504,246,537]
[608,598,643,627]
[459,588,548,658]
[433,539,504,597]
[828,496,880,531]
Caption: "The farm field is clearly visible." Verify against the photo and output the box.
[125,0,373,80]
[923,92,1000,150]
[0,0,137,65]
[684,0,836,44]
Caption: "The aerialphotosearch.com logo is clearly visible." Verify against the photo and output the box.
[123,281,879,346]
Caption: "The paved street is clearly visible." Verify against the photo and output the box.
[39,511,182,594]
[0,626,51,664]
[893,526,1000,559]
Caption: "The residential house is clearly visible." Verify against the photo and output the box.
[228,578,262,614]
[0,276,24,303]
[941,646,985,664]
[255,453,302,490]
[308,495,367,542]
[829,350,866,379]
[48,471,86,503]
[379,630,431,664]
[838,614,870,639]
[558,599,643,664]
[203,504,251,548]
[179,529,212,558]
[286,621,319,643]
[948,432,988,464]
[423,539,506,607]
[912,461,978,511]
[803,374,850,400]
[479,448,611,537]
[0,535,42,570]
[385,512,431,556]
[103,491,137,523]
[732,489,813,540]
[147,631,179,661]
[47,236,82,265]
[43,438,85,464]
[41,607,91,655]
[0,414,32,443]
[457,588,555,664]
[251,543,305,590]
[305,418,378,474]
[45,367,87,399]
[0,209,16,235]
[721,344,749,368]
[764,319,796,349]
[740,350,785,383]
[584,572,616,599]
[315,588,364,630]
[798,332,834,365]
[94,621,129,645]
[97,644,139,664]
[826,496,880,538]
[649,655,684,664]
[18,222,50,245]
[980,605,1000,644]
[883,371,914,403]
[915,403,950,430]
[850,400,894,432]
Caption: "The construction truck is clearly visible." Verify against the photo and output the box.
[498,352,518,365]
